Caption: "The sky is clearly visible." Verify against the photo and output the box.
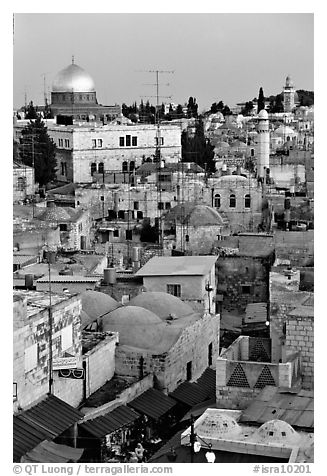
[13,12,314,111]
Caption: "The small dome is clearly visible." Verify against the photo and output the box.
[52,63,95,93]
[274,125,297,136]
[36,206,73,222]
[285,75,293,87]
[258,109,268,120]
[100,305,166,350]
[129,292,194,320]
[197,412,241,439]
[81,290,120,321]
[164,203,225,227]
[255,420,300,445]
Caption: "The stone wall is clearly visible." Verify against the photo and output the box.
[13,293,84,411]
[114,313,220,393]
[217,255,270,312]
[274,231,314,267]
[175,224,224,255]
[83,333,118,398]
[286,316,314,390]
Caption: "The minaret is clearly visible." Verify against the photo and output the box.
[256,109,270,180]
[283,75,295,113]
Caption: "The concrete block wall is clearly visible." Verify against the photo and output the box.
[286,316,314,389]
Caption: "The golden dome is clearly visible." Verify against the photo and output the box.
[52,63,95,93]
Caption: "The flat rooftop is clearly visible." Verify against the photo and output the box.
[13,290,77,318]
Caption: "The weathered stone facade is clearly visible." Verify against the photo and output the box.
[13,291,83,411]
[114,313,220,393]
[285,315,314,390]
[216,255,271,312]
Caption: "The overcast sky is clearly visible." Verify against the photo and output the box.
[13,13,314,111]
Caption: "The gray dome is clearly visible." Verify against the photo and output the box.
[81,291,120,321]
[255,420,300,446]
[100,305,166,350]
[129,292,194,320]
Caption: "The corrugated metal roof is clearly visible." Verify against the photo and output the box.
[135,256,217,277]
[79,405,140,438]
[196,368,216,398]
[13,415,55,462]
[169,381,209,407]
[21,440,84,463]
[240,386,313,430]
[22,395,83,436]
[127,388,177,420]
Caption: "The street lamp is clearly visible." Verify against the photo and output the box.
[189,415,216,463]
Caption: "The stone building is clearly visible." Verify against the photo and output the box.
[35,201,91,251]
[13,161,35,203]
[13,290,83,410]
[135,255,217,314]
[50,59,120,121]
[96,291,220,393]
[206,175,263,233]
[162,202,229,254]
[269,267,314,389]
[214,234,275,312]
[13,289,119,412]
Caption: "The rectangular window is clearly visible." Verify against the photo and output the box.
[59,224,68,231]
[126,135,131,147]
[64,139,70,148]
[98,139,103,148]
[119,137,125,147]
[113,229,119,237]
[58,138,63,147]
[134,201,139,210]
[61,162,67,176]
[241,285,251,295]
[167,284,181,297]
[186,361,192,381]
[92,139,97,148]
[61,324,73,351]
[132,136,137,146]
[24,343,38,373]
[158,202,164,210]
[126,229,133,240]
[165,202,171,210]
[161,137,164,145]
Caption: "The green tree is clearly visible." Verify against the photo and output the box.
[241,101,254,116]
[25,101,38,119]
[182,118,215,172]
[19,116,57,186]
[269,94,284,113]
[187,97,198,118]
[257,87,265,113]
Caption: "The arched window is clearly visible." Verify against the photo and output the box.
[185,235,190,243]
[214,194,221,208]
[122,161,128,173]
[244,194,251,208]
[129,161,135,172]
[98,162,104,174]
[229,194,236,208]
[91,163,97,176]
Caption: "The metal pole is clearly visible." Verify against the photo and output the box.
[48,255,53,394]
[190,415,195,463]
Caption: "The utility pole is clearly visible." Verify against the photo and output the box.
[47,248,54,395]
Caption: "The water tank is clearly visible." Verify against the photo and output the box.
[103,267,117,285]
[25,274,34,289]
[132,247,140,262]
